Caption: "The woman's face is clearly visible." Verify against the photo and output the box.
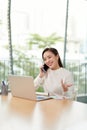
[43,50,59,70]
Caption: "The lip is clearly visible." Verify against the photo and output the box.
[48,64,53,67]
[48,62,53,67]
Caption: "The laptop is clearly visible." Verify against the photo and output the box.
[8,75,53,101]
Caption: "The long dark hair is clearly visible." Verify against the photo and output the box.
[42,47,63,67]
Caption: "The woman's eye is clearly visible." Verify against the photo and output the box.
[48,56,51,59]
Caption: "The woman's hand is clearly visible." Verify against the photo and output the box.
[39,65,46,78]
[61,80,72,92]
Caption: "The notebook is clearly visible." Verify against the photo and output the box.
[8,75,53,101]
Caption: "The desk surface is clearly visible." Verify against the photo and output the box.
[0,93,87,130]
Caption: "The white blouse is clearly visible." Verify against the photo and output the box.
[34,67,74,97]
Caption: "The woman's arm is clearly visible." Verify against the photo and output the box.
[34,65,46,90]
[34,75,44,90]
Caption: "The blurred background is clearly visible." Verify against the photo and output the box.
[0,0,87,103]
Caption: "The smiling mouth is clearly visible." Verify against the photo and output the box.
[49,64,53,67]
[48,62,53,66]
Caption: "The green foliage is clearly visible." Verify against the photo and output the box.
[0,61,9,81]
[37,87,44,92]
[12,47,39,77]
[27,33,63,49]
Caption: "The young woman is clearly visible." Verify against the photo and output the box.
[34,47,74,98]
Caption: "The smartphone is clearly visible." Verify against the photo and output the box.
[41,64,49,73]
